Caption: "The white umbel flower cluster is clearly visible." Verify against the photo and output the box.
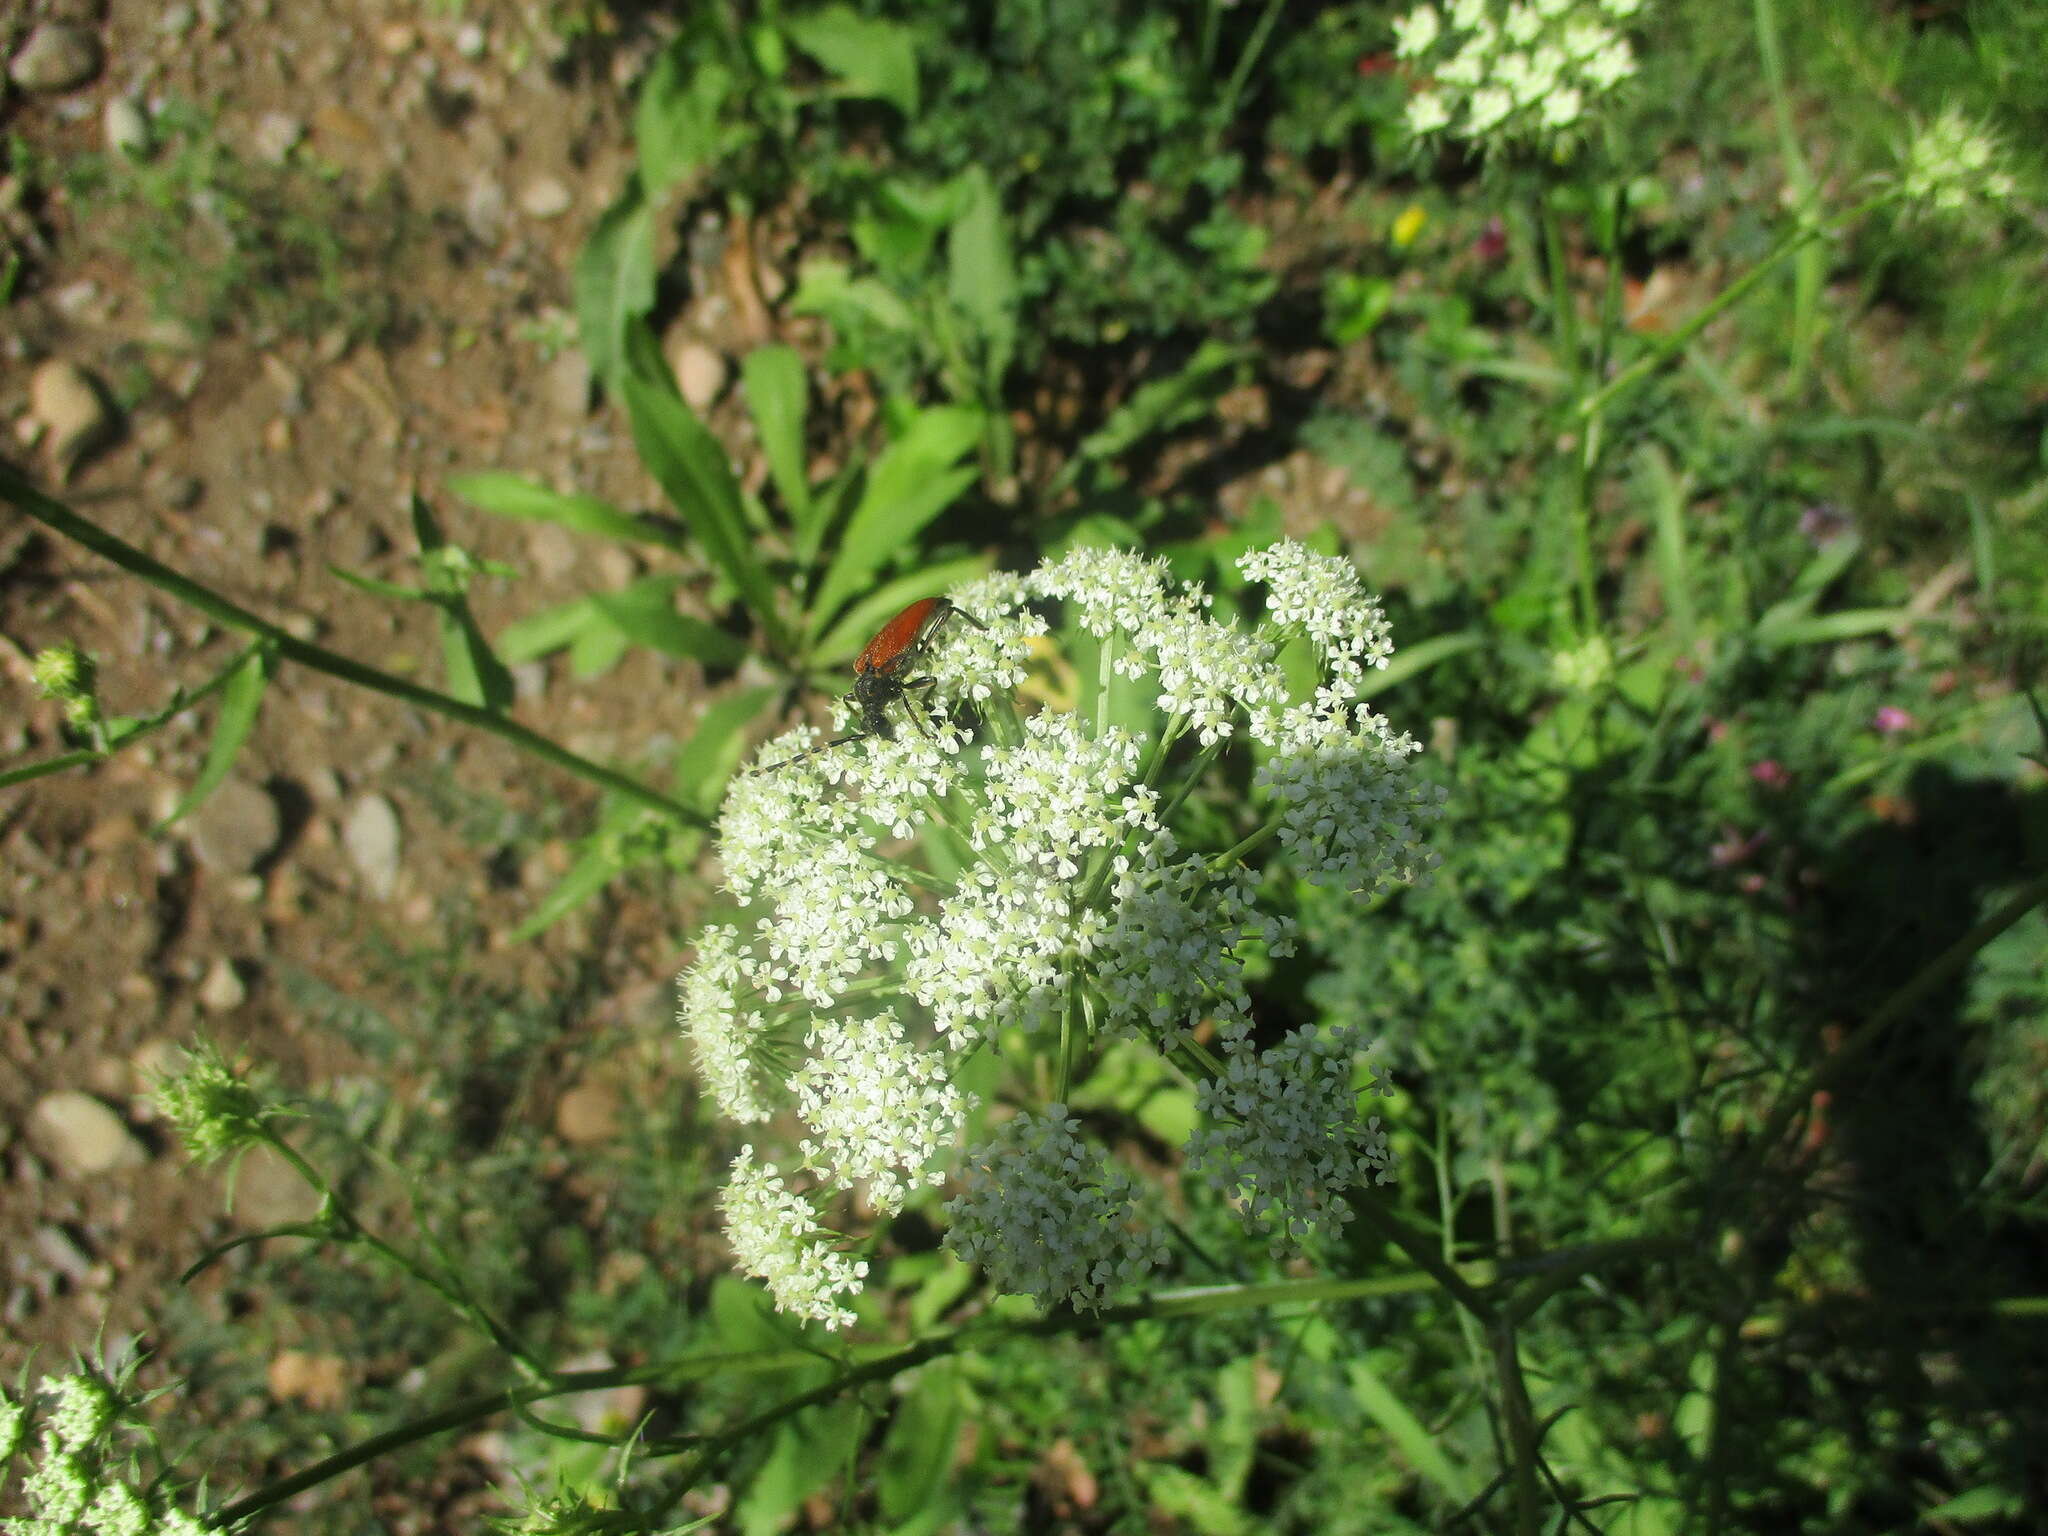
[944,1107,1170,1311]
[720,1148,872,1331]
[1186,1024,1398,1247]
[680,542,1438,1326]
[1395,0,1650,153]
[1899,109,2017,219]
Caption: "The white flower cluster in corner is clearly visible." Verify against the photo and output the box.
[944,1107,1170,1311]
[1186,1024,1398,1248]
[1394,0,1651,153]
[1899,109,2017,219]
[679,542,1440,1328]
[1,1373,212,1536]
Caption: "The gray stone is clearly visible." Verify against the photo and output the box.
[519,175,572,220]
[188,776,280,872]
[8,23,102,93]
[343,794,401,898]
[28,1092,147,1177]
[197,956,247,1013]
[29,359,115,467]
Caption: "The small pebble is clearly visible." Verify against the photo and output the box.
[343,794,402,899]
[519,175,572,220]
[250,111,303,164]
[104,97,150,157]
[8,23,103,93]
[29,359,115,468]
[188,776,281,873]
[28,1091,147,1178]
[197,956,247,1013]
[669,340,729,412]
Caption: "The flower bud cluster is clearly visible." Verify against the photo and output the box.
[1,1374,209,1536]
[678,543,1440,1327]
[1899,109,2017,219]
[1394,0,1650,153]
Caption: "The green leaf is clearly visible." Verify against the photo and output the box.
[635,43,735,195]
[782,5,920,116]
[810,406,983,631]
[573,186,656,389]
[1067,341,1248,478]
[618,322,786,649]
[447,470,685,551]
[791,259,918,335]
[946,166,1017,381]
[569,616,632,678]
[588,577,748,666]
[673,684,781,811]
[157,646,270,831]
[508,828,628,944]
[1345,1358,1470,1502]
[328,564,429,603]
[437,598,513,710]
[1639,443,1697,648]
[740,346,815,535]
[497,596,599,663]
[1355,630,1485,699]
[810,555,989,667]
[1755,606,1922,648]
[877,1360,963,1523]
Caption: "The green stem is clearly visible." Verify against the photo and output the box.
[1,467,705,828]
[1577,191,1896,421]
[1752,0,1823,397]
[0,638,265,791]
[1213,0,1286,127]
[263,1131,544,1380]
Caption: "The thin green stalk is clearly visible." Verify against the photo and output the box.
[1213,0,1286,127]
[0,638,265,791]
[1752,0,1824,397]
[261,1130,544,1381]
[1577,191,1896,420]
[2,467,706,828]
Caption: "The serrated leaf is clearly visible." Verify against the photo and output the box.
[782,6,920,116]
[619,323,786,648]
[574,187,656,389]
[157,646,269,831]
[448,470,684,551]
[740,346,815,536]
[810,406,983,630]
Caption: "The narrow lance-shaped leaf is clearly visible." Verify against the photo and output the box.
[740,346,815,541]
[619,321,790,654]
[809,405,984,634]
[157,644,272,831]
[574,185,656,390]
[447,470,686,552]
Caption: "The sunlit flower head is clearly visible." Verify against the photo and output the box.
[679,542,1439,1324]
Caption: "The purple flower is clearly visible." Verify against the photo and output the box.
[1749,759,1790,789]
[1872,706,1915,735]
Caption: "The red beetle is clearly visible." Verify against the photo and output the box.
[760,597,983,773]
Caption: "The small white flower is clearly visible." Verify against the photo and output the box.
[1450,0,1489,28]
[41,1373,115,1452]
[1186,1025,1398,1247]
[945,1108,1168,1311]
[84,1480,153,1536]
[1406,89,1453,135]
[1503,3,1542,44]
[1582,36,1637,90]
[1541,83,1585,128]
[1601,0,1644,15]
[720,1149,869,1331]
[1466,84,1516,133]
[1392,4,1442,58]
[792,1012,973,1214]
[0,1383,27,1461]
